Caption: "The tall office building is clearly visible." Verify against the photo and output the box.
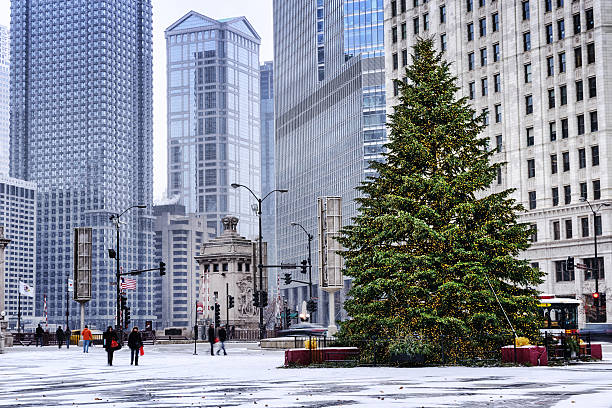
[10,1,155,329]
[0,176,36,329]
[386,0,611,327]
[274,0,386,324]
[0,25,9,176]
[165,12,262,240]
[260,61,277,280]
[153,199,206,329]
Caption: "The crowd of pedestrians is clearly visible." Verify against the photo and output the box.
[28,323,233,366]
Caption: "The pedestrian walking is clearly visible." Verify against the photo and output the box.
[216,325,227,355]
[81,325,92,353]
[207,324,215,356]
[128,327,143,366]
[103,326,120,366]
[35,324,44,347]
[56,326,64,349]
[65,326,70,349]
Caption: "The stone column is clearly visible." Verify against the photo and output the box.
[0,226,11,352]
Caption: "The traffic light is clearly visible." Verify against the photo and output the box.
[260,291,268,308]
[228,295,235,309]
[306,299,317,313]
[252,291,259,307]
[108,249,116,259]
[159,261,166,276]
[120,293,128,310]
[566,256,574,274]
[300,259,308,274]
[285,307,292,327]
[284,273,292,285]
[214,303,221,327]
[193,324,198,339]
[124,307,131,328]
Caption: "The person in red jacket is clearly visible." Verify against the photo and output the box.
[81,325,92,353]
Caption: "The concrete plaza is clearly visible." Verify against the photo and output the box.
[1,343,612,407]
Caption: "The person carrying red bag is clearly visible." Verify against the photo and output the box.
[128,326,143,366]
[103,326,120,366]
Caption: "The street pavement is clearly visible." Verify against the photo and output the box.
[1,342,611,407]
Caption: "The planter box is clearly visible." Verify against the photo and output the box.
[501,345,547,366]
[284,347,359,366]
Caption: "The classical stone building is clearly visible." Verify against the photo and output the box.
[195,216,266,329]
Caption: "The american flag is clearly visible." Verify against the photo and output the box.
[121,277,137,290]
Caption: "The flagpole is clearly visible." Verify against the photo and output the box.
[66,275,69,330]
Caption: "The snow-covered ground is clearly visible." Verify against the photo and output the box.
[1,343,612,407]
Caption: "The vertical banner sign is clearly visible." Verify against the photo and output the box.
[73,228,92,302]
[317,197,344,290]
[67,279,74,292]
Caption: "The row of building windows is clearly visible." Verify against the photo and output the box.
[527,177,600,211]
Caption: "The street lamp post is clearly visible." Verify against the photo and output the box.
[580,197,610,322]
[109,204,146,339]
[231,183,287,339]
[290,222,313,299]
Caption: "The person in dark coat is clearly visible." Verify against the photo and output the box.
[56,326,64,349]
[65,326,70,349]
[127,327,143,366]
[103,326,119,366]
[216,325,227,355]
[35,324,44,347]
[207,324,215,356]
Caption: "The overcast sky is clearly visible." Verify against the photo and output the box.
[0,0,274,201]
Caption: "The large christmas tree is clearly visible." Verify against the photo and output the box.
[338,39,544,362]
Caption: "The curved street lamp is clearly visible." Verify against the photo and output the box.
[580,197,610,322]
[231,183,287,339]
[109,204,146,336]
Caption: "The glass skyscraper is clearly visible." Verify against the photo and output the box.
[0,25,9,176]
[274,0,385,324]
[10,0,156,330]
[165,12,261,240]
[260,61,276,271]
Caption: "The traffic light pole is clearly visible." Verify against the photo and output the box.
[581,198,610,322]
[110,204,145,343]
[226,282,230,326]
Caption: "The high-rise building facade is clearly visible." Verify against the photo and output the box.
[260,61,277,278]
[10,1,155,330]
[153,199,206,329]
[0,25,9,176]
[0,176,36,329]
[386,0,612,326]
[274,0,385,324]
[165,12,262,240]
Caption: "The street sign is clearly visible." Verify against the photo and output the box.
[280,263,297,269]
[576,263,588,270]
